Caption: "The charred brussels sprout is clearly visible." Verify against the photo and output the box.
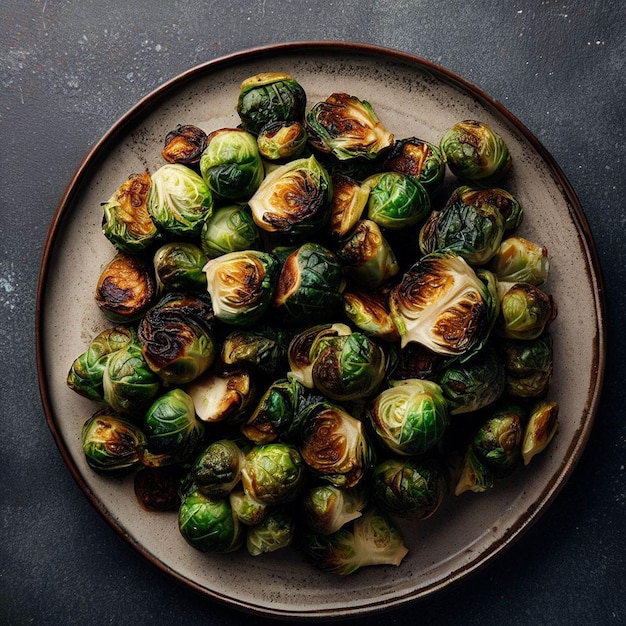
[302,507,408,575]
[364,172,430,230]
[241,442,304,505]
[148,164,213,238]
[496,282,557,340]
[522,400,559,465]
[372,456,447,518]
[236,72,307,135]
[440,120,512,184]
[301,484,368,535]
[389,252,498,357]
[221,326,291,376]
[153,242,208,293]
[327,173,369,239]
[299,403,372,488]
[202,250,280,327]
[287,322,352,388]
[382,137,446,195]
[178,490,242,553]
[191,439,246,496]
[161,124,207,166]
[248,155,332,238]
[199,204,262,259]
[342,288,400,343]
[490,236,549,285]
[305,92,394,161]
[186,369,255,423]
[142,388,202,457]
[67,326,135,401]
[272,243,345,325]
[419,186,505,265]
[368,379,449,456]
[102,341,161,417]
[240,376,303,445]
[247,510,295,556]
[336,219,399,289]
[199,128,264,200]
[310,332,386,402]
[500,333,554,398]
[137,292,216,385]
[81,410,147,474]
[95,252,156,323]
[438,346,505,414]
[257,120,308,161]
[101,171,159,254]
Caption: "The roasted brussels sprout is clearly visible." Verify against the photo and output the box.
[161,124,207,166]
[473,402,525,478]
[101,171,159,254]
[199,204,262,259]
[372,456,447,518]
[81,409,147,474]
[336,219,399,289]
[241,442,304,505]
[301,484,368,535]
[178,490,242,553]
[302,507,408,575]
[134,465,184,512]
[419,186,505,265]
[221,326,291,376]
[440,120,512,184]
[240,376,303,445]
[490,236,549,285]
[203,250,280,327]
[142,388,202,457]
[368,379,449,456]
[496,281,557,340]
[299,402,372,488]
[229,489,269,526]
[246,510,295,556]
[236,72,307,135]
[102,341,161,417]
[191,439,246,496]
[454,447,494,495]
[310,331,386,402]
[437,346,505,414]
[364,172,430,230]
[257,120,308,161]
[153,242,208,293]
[148,164,213,238]
[95,252,156,323]
[287,322,352,388]
[272,243,345,325]
[327,173,369,239]
[381,137,446,195]
[522,400,559,465]
[389,252,498,357]
[500,333,554,398]
[199,128,265,200]
[67,326,135,401]
[342,288,400,343]
[137,292,216,385]
[248,155,332,238]
[305,93,394,160]
[186,369,255,423]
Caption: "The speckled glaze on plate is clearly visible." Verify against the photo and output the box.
[36,42,605,619]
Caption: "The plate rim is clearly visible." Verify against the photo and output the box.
[35,40,607,619]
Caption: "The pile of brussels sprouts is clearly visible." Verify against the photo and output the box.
[67,72,560,576]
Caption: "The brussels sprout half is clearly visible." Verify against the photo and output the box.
[305,92,394,161]
[440,119,512,184]
[153,241,208,293]
[101,171,159,254]
[522,400,559,465]
[327,173,369,239]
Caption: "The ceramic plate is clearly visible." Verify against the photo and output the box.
[37,42,605,619]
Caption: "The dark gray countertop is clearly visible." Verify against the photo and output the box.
[2,1,624,624]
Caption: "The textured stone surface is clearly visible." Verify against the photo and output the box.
[1,1,624,624]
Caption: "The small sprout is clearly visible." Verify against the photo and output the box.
[200,204,263,259]
[500,334,554,398]
[229,489,269,526]
[191,439,246,497]
[221,326,291,376]
[153,241,208,293]
[522,400,559,465]
[496,282,557,340]
[257,120,308,161]
[490,236,549,286]
[246,510,295,556]
[301,484,368,535]
[454,447,494,495]
[161,124,207,166]
[327,173,369,239]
